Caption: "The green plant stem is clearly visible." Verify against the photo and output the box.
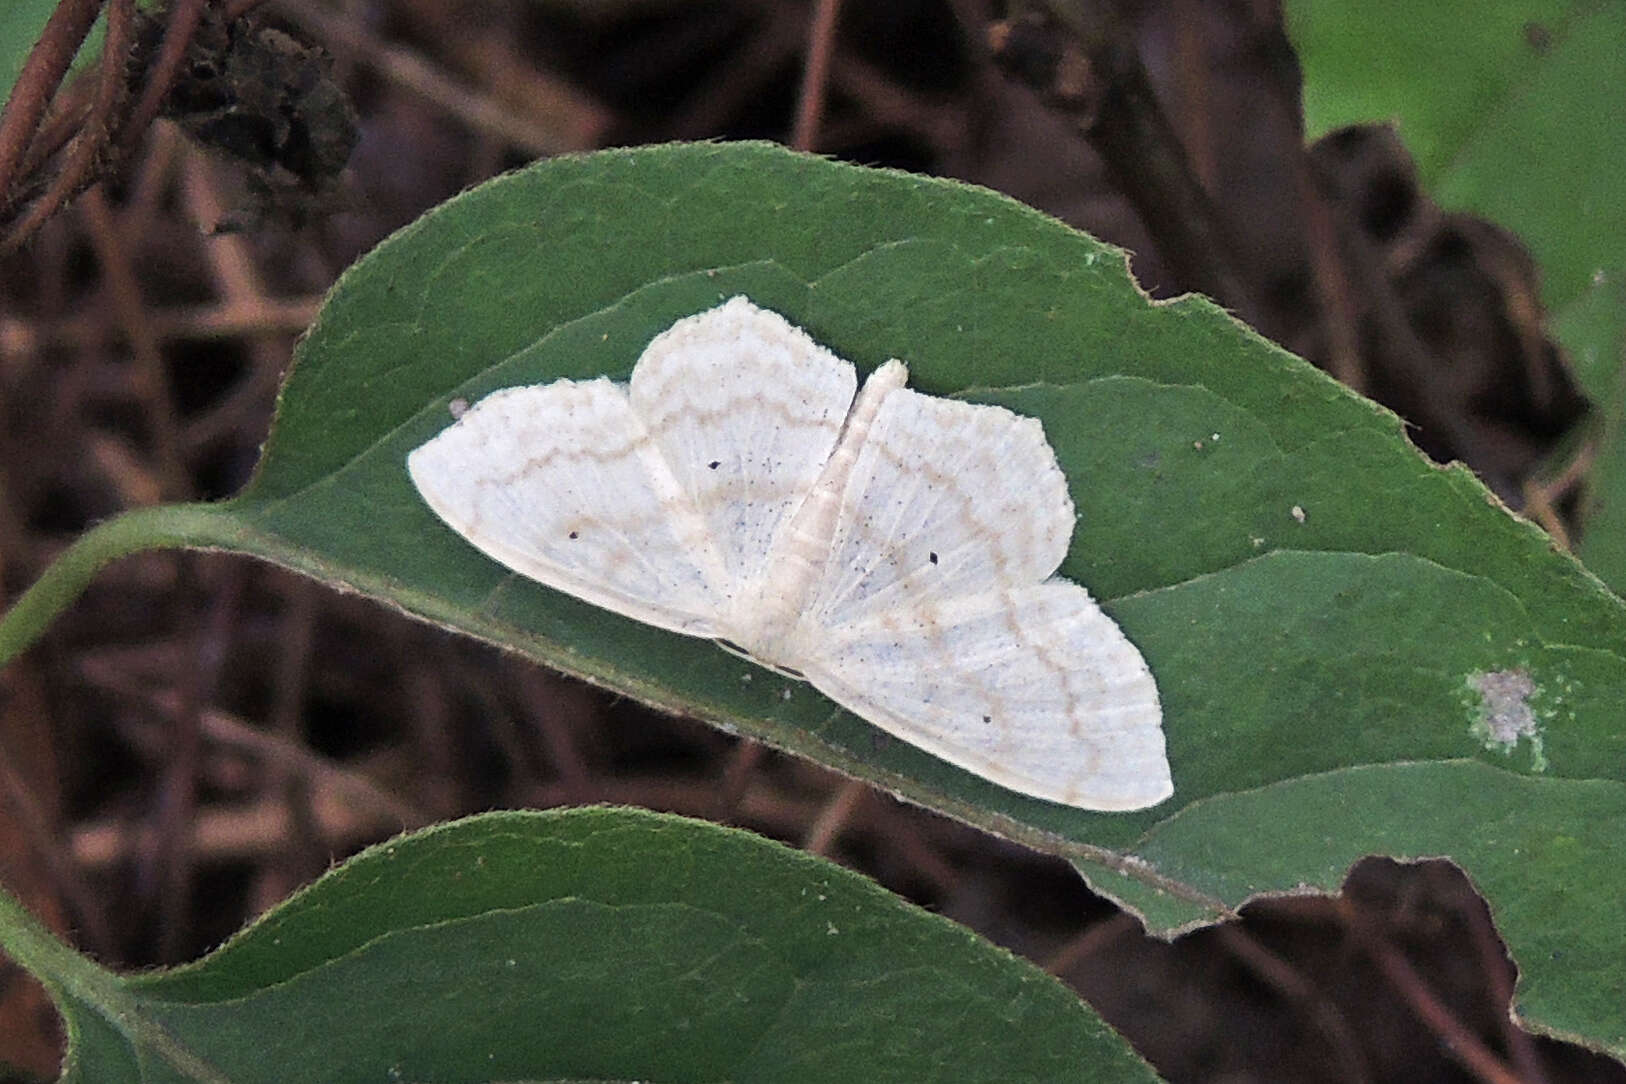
[0,502,237,668]
[0,881,117,1008]
[0,882,235,1082]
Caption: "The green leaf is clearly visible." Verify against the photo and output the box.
[1289,0,1626,649]
[0,0,150,112]
[1289,0,1625,313]
[0,0,69,105]
[3,142,1623,1054]
[1112,762,1623,1051]
[1565,272,1626,587]
[0,807,1156,1083]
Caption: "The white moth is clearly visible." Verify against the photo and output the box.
[407,296,1170,810]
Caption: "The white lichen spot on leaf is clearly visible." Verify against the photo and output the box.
[1466,667,1548,771]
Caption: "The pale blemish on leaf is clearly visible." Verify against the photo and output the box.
[1467,667,1548,771]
